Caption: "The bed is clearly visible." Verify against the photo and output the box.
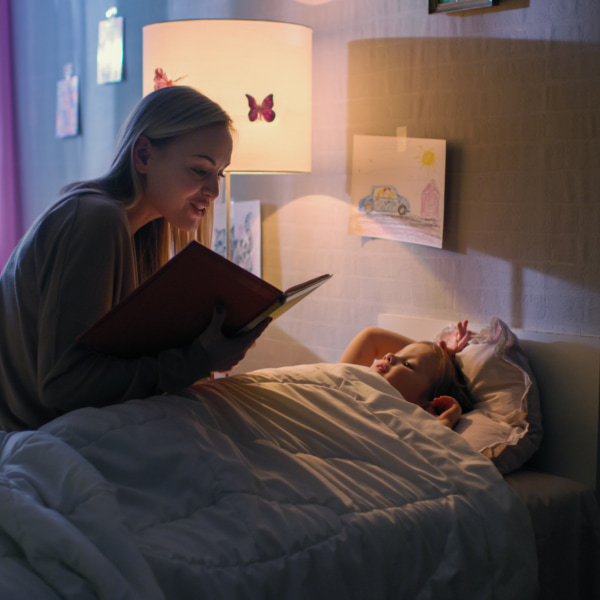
[0,315,596,599]
[379,314,600,600]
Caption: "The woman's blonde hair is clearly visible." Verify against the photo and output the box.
[421,342,472,413]
[60,85,234,281]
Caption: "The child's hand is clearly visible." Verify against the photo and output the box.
[438,320,472,357]
[427,396,462,429]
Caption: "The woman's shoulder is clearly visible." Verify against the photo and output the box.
[5,193,134,293]
[26,193,132,257]
[53,193,130,230]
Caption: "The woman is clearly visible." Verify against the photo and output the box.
[340,320,473,428]
[0,86,269,431]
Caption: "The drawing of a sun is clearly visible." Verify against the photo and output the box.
[416,147,437,176]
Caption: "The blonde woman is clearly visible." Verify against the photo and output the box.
[0,86,269,431]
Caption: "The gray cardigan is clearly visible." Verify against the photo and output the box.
[0,194,210,431]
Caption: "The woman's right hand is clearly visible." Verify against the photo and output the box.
[196,304,271,373]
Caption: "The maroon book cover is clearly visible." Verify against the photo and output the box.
[78,241,330,358]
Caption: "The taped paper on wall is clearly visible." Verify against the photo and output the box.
[349,134,446,248]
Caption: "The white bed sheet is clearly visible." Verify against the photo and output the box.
[0,363,537,599]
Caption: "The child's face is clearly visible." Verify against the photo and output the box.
[370,343,438,408]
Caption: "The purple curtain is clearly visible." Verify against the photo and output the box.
[0,0,21,270]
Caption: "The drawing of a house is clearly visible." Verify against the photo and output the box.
[421,179,440,219]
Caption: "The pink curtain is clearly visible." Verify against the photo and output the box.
[0,0,21,270]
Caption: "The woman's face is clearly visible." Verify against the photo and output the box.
[370,343,438,407]
[132,124,233,233]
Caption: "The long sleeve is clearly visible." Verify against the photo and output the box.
[0,195,212,431]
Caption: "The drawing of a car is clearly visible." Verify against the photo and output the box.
[358,185,411,216]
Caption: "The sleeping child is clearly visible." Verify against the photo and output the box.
[339,320,472,429]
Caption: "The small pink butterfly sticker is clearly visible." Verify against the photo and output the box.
[153,68,187,90]
[245,94,275,123]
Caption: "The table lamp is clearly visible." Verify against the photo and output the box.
[142,19,312,258]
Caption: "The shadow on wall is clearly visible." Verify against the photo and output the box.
[346,36,600,327]
[234,324,325,374]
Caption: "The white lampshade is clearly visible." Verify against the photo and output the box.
[142,20,312,173]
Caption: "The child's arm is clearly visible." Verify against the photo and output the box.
[339,327,415,366]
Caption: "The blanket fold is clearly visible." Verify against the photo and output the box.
[0,363,537,599]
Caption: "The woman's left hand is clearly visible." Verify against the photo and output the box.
[196,305,271,374]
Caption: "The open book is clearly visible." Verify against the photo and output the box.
[78,241,331,358]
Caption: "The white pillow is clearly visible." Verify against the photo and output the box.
[436,317,543,475]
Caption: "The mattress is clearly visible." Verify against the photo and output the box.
[505,469,600,600]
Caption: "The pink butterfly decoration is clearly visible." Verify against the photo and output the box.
[153,68,187,90]
[245,94,275,123]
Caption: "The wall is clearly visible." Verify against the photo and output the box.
[10,0,600,373]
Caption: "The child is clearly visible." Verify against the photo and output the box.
[339,321,472,429]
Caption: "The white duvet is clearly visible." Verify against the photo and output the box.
[0,363,537,599]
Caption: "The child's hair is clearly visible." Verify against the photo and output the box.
[421,342,473,413]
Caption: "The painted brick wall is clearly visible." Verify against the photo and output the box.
[10,0,600,373]
[234,0,600,371]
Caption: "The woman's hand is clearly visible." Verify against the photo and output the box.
[438,320,472,357]
[197,305,271,373]
[427,396,462,429]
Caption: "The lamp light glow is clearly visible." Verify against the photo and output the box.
[142,20,312,174]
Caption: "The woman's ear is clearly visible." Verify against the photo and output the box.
[133,135,152,173]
